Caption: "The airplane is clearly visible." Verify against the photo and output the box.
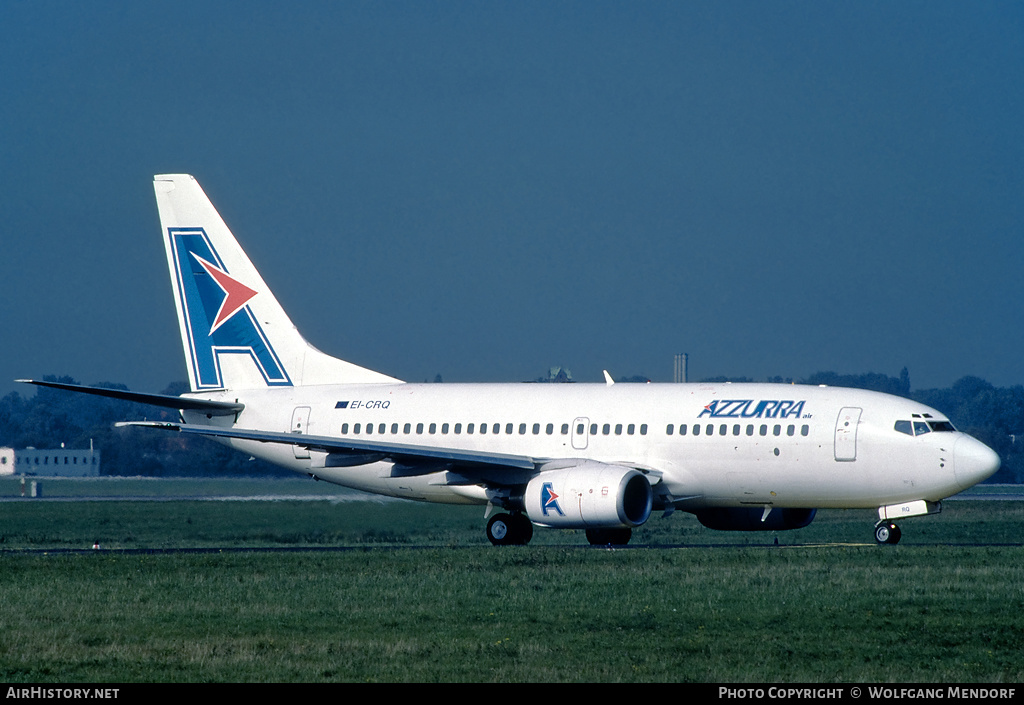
[19,174,1001,546]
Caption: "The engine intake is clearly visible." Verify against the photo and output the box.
[524,462,653,529]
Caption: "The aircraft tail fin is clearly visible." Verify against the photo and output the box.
[153,174,401,392]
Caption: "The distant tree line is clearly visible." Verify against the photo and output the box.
[1,370,1021,482]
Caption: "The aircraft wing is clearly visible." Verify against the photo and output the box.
[17,379,244,416]
[117,421,540,474]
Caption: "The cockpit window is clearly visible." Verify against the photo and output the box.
[895,419,957,436]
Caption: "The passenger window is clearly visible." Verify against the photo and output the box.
[416,423,424,434]
[627,424,635,435]
[801,425,809,436]
[506,423,514,434]
[429,423,437,434]
[454,423,462,434]
[478,423,486,434]
[666,424,674,435]
[602,424,611,435]
[760,425,768,436]
[391,423,399,434]
[615,424,623,435]
[560,423,569,435]
[546,423,554,435]
[467,423,474,434]
[787,425,795,436]
[532,423,540,435]
[640,424,647,435]
[519,423,527,435]
[354,423,361,434]
[693,424,700,436]
[706,424,714,436]
[341,423,349,434]
[591,424,598,435]
[773,425,781,436]
[719,424,727,436]
[895,420,913,436]
[746,425,754,436]
[578,423,586,435]
[679,424,687,436]
[404,423,411,434]
[733,424,740,436]
[493,423,500,434]
[441,423,449,434]
[378,423,386,434]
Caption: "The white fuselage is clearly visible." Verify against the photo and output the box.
[188,381,997,512]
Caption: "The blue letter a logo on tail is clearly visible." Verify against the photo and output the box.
[168,228,291,389]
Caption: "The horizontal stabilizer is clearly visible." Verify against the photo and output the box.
[16,379,243,416]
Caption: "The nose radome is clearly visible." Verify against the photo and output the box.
[953,435,1001,490]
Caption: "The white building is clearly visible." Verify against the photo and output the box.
[0,447,101,477]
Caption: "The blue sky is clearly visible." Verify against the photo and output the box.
[2,1,1022,397]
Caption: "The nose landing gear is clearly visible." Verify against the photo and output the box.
[874,521,902,545]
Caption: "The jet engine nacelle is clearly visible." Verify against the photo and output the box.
[524,462,653,529]
[695,507,817,531]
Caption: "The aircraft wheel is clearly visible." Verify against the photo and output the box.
[511,513,534,545]
[487,514,513,545]
[487,513,532,546]
[874,522,902,545]
[586,527,632,546]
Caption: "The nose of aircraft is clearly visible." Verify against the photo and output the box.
[953,435,1001,490]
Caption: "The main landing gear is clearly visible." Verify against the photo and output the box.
[486,512,534,546]
[874,521,902,545]
[485,514,634,546]
[585,528,633,546]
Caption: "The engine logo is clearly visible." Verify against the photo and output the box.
[541,483,564,517]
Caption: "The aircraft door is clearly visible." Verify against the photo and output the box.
[291,406,311,459]
[572,417,589,450]
[834,407,862,462]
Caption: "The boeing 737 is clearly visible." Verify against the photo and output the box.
[20,174,1001,546]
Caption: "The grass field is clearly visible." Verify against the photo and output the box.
[0,480,1022,682]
